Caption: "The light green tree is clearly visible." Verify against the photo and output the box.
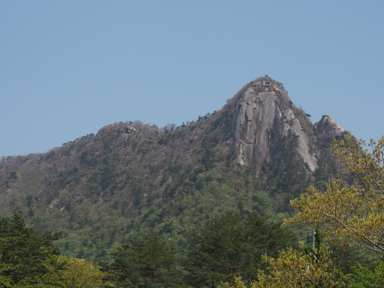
[223,244,348,288]
[285,135,384,253]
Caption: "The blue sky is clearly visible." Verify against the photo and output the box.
[1,1,383,157]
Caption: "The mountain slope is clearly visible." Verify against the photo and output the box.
[0,76,346,261]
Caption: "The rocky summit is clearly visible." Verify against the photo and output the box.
[230,77,318,172]
[227,76,343,173]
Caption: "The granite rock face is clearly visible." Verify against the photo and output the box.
[313,114,346,173]
[232,79,319,172]
[234,88,278,170]
[284,109,318,171]
[314,115,345,141]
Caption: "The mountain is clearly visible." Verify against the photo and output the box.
[0,76,346,261]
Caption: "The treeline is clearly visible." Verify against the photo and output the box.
[0,211,297,287]
[1,210,382,287]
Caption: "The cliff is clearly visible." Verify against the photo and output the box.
[230,78,320,172]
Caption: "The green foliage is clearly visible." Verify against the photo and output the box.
[103,231,182,288]
[185,211,297,287]
[286,135,384,254]
[350,261,384,287]
[329,243,379,276]
[0,213,63,285]
[304,226,322,261]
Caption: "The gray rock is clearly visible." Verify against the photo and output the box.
[284,108,295,121]
[314,115,344,140]
[234,87,277,170]
[290,118,318,172]
[233,81,318,172]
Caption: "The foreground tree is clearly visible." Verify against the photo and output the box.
[285,135,384,253]
[328,242,379,276]
[224,228,349,287]
[185,211,297,288]
[1,254,113,287]
[0,255,62,287]
[0,213,63,285]
[102,231,181,288]
[54,256,112,287]
[223,244,348,288]
[350,261,384,287]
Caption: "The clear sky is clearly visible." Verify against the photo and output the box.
[1,1,384,157]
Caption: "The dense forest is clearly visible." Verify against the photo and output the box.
[1,204,383,287]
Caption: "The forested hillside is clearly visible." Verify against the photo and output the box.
[0,76,345,262]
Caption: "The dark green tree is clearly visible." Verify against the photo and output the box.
[350,261,384,287]
[0,213,62,285]
[103,231,182,288]
[329,243,379,276]
[185,211,297,288]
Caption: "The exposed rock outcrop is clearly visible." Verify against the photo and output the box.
[95,122,138,140]
[284,109,318,172]
[313,115,346,174]
[314,115,345,141]
[234,88,279,170]
[233,78,318,172]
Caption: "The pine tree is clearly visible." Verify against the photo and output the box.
[0,213,62,285]
[102,231,182,288]
[185,211,297,288]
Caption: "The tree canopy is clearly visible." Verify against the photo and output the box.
[102,231,181,288]
[350,260,384,287]
[0,213,62,285]
[185,211,297,288]
[224,244,348,288]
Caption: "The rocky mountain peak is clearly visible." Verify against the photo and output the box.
[314,115,345,141]
[230,78,318,172]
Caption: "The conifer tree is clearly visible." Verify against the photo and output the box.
[0,213,63,285]
[103,231,182,288]
[350,261,384,287]
[185,211,296,288]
